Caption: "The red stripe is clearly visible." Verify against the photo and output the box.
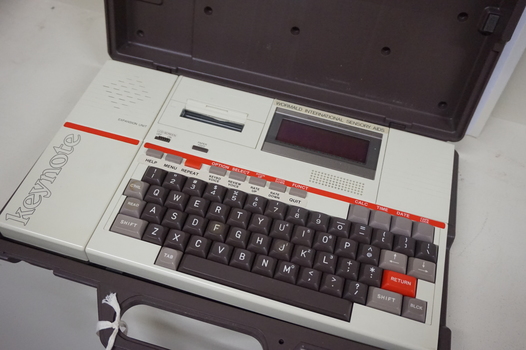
[144,143,446,229]
[64,122,140,145]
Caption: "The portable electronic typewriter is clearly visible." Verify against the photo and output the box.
[2,1,525,349]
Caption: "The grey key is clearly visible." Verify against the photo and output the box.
[111,214,148,239]
[229,171,247,182]
[412,222,435,243]
[347,205,370,225]
[146,148,164,159]
[367,287,403,315]
[391,216,413,237]
[369,211,391,231]
[289,187,308,199]
[120,197,146,218]
[155,247,183,270]
[402,297,427,323]
[407,257,436,283]
[165,154,184,164]
[123,179,149,200]
[209,166,227,176]
[249,177,267,187]
[379,250,408,274]
[269,182,287,193]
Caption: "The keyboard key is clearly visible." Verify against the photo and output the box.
[412,222,435,243]
[206,202,230,223]
[226,208,251,229]
[269,239,293,261]
[343,281,368,304]
[349,223,372,244]
[179,255,352,320]
[182,215,208,236]
[185,196,210,217]
[155,247,183,270]
[356,244,380,266]
[269,220,293,241]
[307,211,330,232]
[244,194,267,214]
[320,274,344,297]
[391,216,413,237]
[161,209,187,230]
[336,258,360,280]
[358,264,383,287]
[111,214,148,239]
[369,211,391,231]
[203,183,226,202]
[143,223,168,245]
[347,205,370,224]
[274,261,299,284]
[207,242,233,264]
[291,245,315,267]
[247,233,271,255]
[224,189,247,208]
[334,237,358,259]
[328,218,351,238]
[247,214,272,234]
[229,171,247,182]
[142,166,167,186]
[367,287,403,315]
[252,255,277,277]
[204,221,229,242]
[297,267,322,290]
[182,178,206,196]
[371,229,393,250]
[415,241,438,263]
[123,179,149,200]
[165,191,189,211]
[141,203,166,224]
[381,270,417,298]
[164,229,190,251]
[225,227,250,248]
[379,250,407,274]
[393,235,416,257]
[264,200,288,220]
[286,206,309,226]
[313,252,337,274]
[407,258,436,283]
[312,232,336,253]
[291,226,315,247]
[402,297,427,323]
[144,185,168,205]
[120,197,146,218]
[162,172,187,191]
[230,248,254,271]
[185,235,211,258]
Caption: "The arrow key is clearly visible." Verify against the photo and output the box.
[407,257,436,283]
[379,250,408,274]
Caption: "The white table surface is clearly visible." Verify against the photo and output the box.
[1,1,525,349]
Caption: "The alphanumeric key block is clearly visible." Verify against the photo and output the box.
[264,200,288,220]
[358,264,383,287]
[297,267,322,290]
[186,236,211,258]
[142,166,167,186]
[343,280,368,304]
[230,248,254,271]
[320,274,344,297]
[252,255,277,277]
[164,229,190,251]
[291,245,315,267]
[207,242,232,264]
[274,261,299,284]
[143,223,167,245]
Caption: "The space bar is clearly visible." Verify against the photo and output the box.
[178,255,352,321]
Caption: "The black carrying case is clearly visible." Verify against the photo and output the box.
[1,0,525,349]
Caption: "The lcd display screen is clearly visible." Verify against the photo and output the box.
[275,119,370,164]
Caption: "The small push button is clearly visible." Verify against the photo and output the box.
[185,158,202,170]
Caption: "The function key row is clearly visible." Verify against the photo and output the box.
[144,152,308,198]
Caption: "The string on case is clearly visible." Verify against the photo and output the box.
[96,293,128,350]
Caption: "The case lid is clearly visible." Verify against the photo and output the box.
[104,0,526,141]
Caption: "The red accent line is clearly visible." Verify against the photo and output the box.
[64,122,140,145]
[144,143,446,229]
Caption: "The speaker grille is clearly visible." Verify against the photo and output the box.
[309,170,365,196]
[102,77,151,109]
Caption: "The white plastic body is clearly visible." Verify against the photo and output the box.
[1,60,455,350]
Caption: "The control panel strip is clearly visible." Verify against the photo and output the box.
[144,142,446,229]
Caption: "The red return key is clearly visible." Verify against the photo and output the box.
[381,270,417,298]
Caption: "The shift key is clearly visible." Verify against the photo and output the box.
[367,287,403,315]
[111,214,148,239]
